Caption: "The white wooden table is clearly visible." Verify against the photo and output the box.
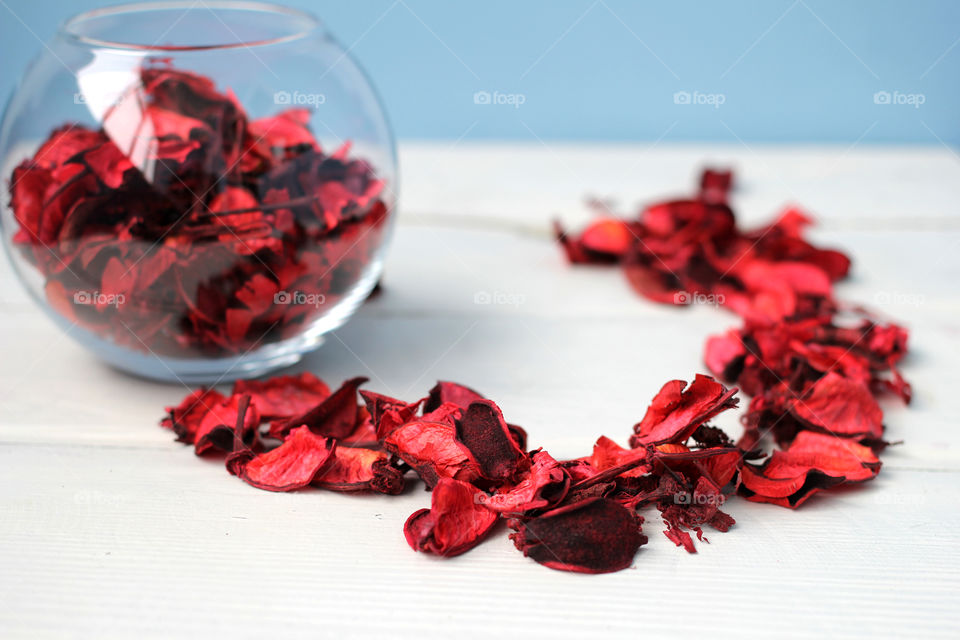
[1,143,958,638]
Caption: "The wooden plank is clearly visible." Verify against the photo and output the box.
[0,443,957,638]
[0,144,957,637]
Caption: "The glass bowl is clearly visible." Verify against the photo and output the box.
[0,1,397,383]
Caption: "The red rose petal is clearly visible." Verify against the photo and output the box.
[790,372,883,440]
[271,376,367,440]
[404,478,498,557]
[480,451,570,514]
[509,498,646,574]
[236,426,336,492]
[161,387,227,444]
[423,380,485,414]
[194,394,261,455]
[630,374,739,447]
[383,420,482,488]
[233,372,330,421]
[313,446,403,494]
[454,400,525,482]
[740,431,881,507]
[359,390,423,440]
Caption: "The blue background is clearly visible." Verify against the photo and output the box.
[1,0,957,144]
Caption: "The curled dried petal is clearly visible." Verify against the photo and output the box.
[480,451,570,515]
[404,478,498,557]
[423,380,485,414]
[272,376,367,440]
[383,420,481,488]
[630,374,739,447]
[233,372,330,421]
[236,426,336,492]
[313,446,404,494]
[740,431,881,508]
[161,387,227,444]
[194,394,261,455]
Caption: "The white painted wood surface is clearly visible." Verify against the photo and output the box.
[1,143,958,639]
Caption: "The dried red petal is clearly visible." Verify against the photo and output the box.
[790,372,883,440]
[250,108,319,150]
[233,372,330,421]
[480,451,570,514]
[194,394,261,455]
[383,420,482,488]
[236,426,336,492]
[313,446,404,494]
[404,478,498,557]
[455,400,525,482]
[509,498,646,573]
[699,168,733,204]
[359,390,423,440]
[161,387,227,444]
[271,376,367,440]
[659,476,734,553]
[630,374,739,447]
[423,380,485,414]
[740,431,881,508]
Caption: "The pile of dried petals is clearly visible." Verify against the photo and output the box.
[157,168,909,573]
[162,373,745,572]
[556,169,910,508]
[8,63,388,357]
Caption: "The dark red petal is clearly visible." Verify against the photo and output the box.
[699,168,733,204]
[423,380,485,414]
[359,390,423,441]
[233,372,330,421]
[455,400,525,482]
[272,376,367,440]
[509,498,645,573]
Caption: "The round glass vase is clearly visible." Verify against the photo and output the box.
[0,1,397,383]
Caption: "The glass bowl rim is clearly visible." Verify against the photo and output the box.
[60,1,324,52]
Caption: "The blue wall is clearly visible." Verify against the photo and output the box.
[1,0,957,144]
